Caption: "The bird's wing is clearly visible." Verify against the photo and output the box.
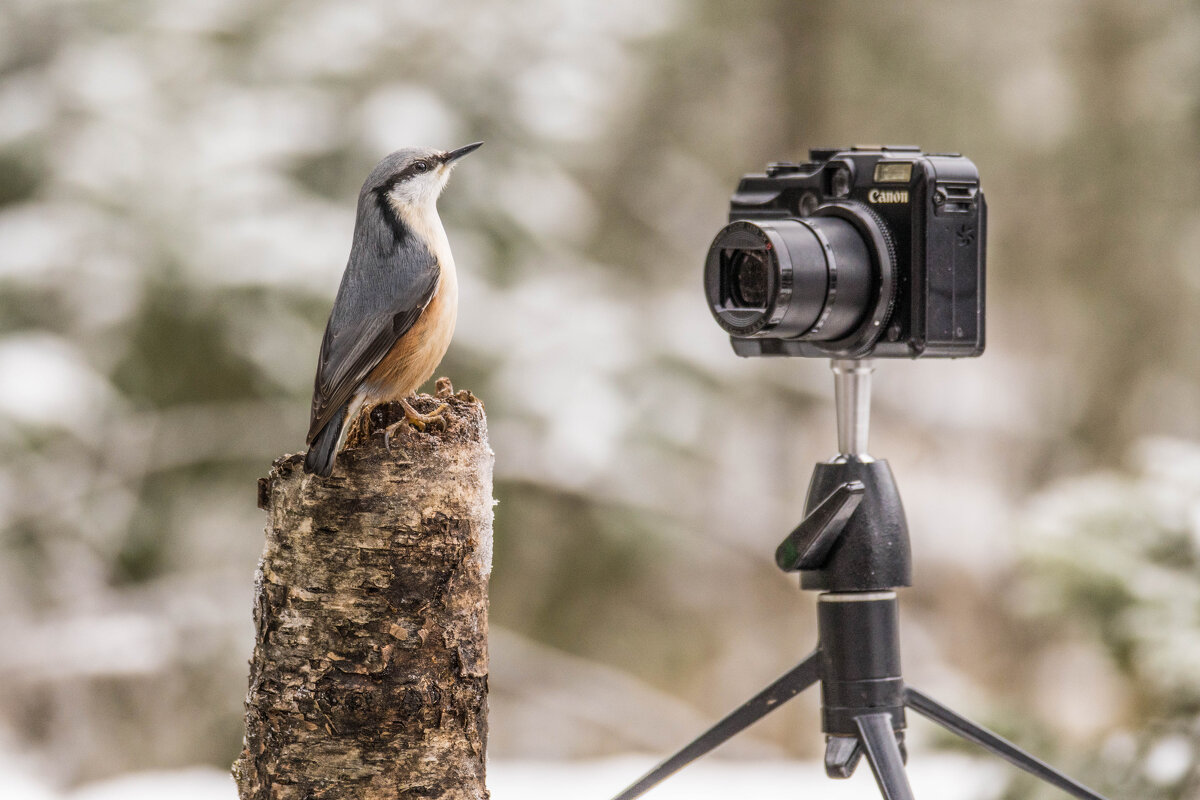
[307,234,440,443]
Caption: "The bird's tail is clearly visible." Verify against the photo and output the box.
[304,403,349,477]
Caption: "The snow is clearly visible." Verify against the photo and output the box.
[0,756,1006,800]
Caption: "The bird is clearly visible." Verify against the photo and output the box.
[303,142,482,477]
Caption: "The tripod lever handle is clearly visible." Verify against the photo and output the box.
[776,480,865,572]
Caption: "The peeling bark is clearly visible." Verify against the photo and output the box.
[235,381,492,800]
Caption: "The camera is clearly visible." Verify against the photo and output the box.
[703,146,986,358]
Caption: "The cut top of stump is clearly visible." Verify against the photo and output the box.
[259,379,490,509]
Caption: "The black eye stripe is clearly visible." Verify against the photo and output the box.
[389,159,436,185]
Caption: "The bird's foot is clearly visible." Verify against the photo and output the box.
[402,397,449,432]
[384,397,449,451]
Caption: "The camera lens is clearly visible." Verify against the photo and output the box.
[704,205,894,347]
[728,250,769,307]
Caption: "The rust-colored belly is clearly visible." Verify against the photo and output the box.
[365,270,457,401]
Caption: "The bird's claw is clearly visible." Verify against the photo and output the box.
[404,402,449,432]
[384,400,449,451]
[383,423,401,453]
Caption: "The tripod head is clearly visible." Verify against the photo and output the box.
[773,360,911,591]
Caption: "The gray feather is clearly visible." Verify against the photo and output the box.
[307,152,442,444]
[304,401,347,476]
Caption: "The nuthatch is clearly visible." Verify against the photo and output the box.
[304,142,482,477]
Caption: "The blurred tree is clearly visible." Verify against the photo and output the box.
[1016,437,1200,799]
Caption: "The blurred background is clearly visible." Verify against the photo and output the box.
[1,0,1198,798]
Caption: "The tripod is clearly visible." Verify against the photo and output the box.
[610,360,1110,800]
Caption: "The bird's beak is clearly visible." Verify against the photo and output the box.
[442,141,484,165]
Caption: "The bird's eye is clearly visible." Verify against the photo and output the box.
[413,160,430,173]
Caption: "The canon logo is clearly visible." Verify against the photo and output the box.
[868,188,909,204]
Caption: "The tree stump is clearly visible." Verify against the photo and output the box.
[234,380,493,800]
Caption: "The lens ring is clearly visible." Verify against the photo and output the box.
[757,225,792,330]
[703,221,791,336]
[809,201,897,356]
[793,219,838,340]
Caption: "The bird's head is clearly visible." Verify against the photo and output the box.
[365,142,483,214]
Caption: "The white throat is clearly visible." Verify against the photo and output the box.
[392,197,454,274]
[386,167,456,271]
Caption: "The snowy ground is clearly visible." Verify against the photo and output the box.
[2,754,1007,800]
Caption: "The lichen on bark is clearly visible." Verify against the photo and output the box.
[235,381,493,800]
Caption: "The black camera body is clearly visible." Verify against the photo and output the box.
[704,146,986,359]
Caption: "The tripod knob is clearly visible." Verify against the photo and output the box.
[776,480,865,572]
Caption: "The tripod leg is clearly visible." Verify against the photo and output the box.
[905,687,1110,800]
[609,649,822,800]
[855,712,916,800]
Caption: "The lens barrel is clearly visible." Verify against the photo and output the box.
[704,204,894,349]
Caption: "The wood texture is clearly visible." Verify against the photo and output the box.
[235,380,493,800]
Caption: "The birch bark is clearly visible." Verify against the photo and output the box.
[234,383,493,800]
